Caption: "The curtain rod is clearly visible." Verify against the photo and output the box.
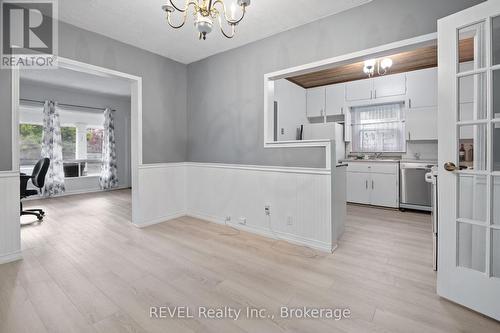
[20,98,116,112]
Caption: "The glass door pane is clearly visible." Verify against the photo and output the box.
[494,177,500,226]
[458,22,486,72]
[493,229,500,278]
[459,124,487,171]
[493,16,500,66]
[458,174,488,222]
[494,71,500,119]
[458,222,487,272]
[458,73,487,121]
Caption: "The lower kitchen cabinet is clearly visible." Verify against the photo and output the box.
[346,162,399,208]
[347,172,371,204]
[370,173,399,207]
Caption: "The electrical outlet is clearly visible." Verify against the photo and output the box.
[287,216,293,226]
[239,217,247,225]
[265,205,271,216]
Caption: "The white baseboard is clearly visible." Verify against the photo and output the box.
[131,209,334,253]
[0,251,22,264]
[22,186,131,201]
[63,186,131,197]
[187,211,334,253]
[133,211,187,228]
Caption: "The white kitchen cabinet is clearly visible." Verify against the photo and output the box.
[373,73,407,99]
[325,83,345,116]
[407,68,438,109]
[370,173,399,207]
[346,74,406,102]
[406,107,438,141]
[347,162,399,208]
[347,172,371,204]
[345,79,373,102]
[306,87,325,118]
[405,67,438,141]
[344,110,352,142]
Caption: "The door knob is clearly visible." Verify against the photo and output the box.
[444,162,457,172]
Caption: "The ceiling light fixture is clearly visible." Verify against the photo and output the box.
[363,57,393,77]
[162,0,251,40]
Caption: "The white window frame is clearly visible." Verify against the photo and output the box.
[350,102,407,154]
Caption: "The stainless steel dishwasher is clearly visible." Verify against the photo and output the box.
[399,162,434,211]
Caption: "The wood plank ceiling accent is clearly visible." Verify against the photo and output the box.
[287,38,474,89]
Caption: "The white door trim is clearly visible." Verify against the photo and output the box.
[11,57,143,227]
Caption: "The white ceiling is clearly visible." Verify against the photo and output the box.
[20,67,131,97]
[58,0,372,64]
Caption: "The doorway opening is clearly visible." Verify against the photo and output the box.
[12,58,142,228]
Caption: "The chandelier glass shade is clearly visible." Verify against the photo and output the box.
[162,0,251,40]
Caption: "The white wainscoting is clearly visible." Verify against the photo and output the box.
[2,162,343,261]
[134,163,187,227]
[132,162,343,252]
[185,163,339,252]
[0,171,22,264]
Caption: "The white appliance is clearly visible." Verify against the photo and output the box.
[302,123,345,164]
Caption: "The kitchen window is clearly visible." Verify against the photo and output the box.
[351,103,406,153]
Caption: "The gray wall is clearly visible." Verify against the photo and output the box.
[187,0,484,168]
[20,81,132,188]
[0,20,187,171]
[0,0,486,171]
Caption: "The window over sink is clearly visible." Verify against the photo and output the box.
[350,102,406,153]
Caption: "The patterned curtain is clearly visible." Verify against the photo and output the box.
[41,101,66,196]
[100,108,118,189]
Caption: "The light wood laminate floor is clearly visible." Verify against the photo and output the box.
[1,189,499,332]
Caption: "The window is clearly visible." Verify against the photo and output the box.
[61,126,76,160]
[86,128,104,175]
[19,124,43,166]
[351,103,406,153]
[19,106,106,178]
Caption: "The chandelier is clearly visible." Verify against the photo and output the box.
[363,58,393,77]
[162,0,251,40]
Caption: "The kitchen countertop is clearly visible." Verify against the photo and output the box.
[400,159,438,164]
[341,159,438,165]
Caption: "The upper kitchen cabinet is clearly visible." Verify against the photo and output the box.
[373,73,407,99]
[306,86,325,118]
[345,74,406,102]
[406,107,438,141]
[325,83,345,116]
[405,68,438,140]
[346,78,373,102]
[407,68,438,109]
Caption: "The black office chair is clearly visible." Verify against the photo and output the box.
[20,158,50,221]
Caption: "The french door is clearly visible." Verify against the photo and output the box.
[438,0,500,320]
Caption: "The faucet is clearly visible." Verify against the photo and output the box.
[374,152,383,159]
